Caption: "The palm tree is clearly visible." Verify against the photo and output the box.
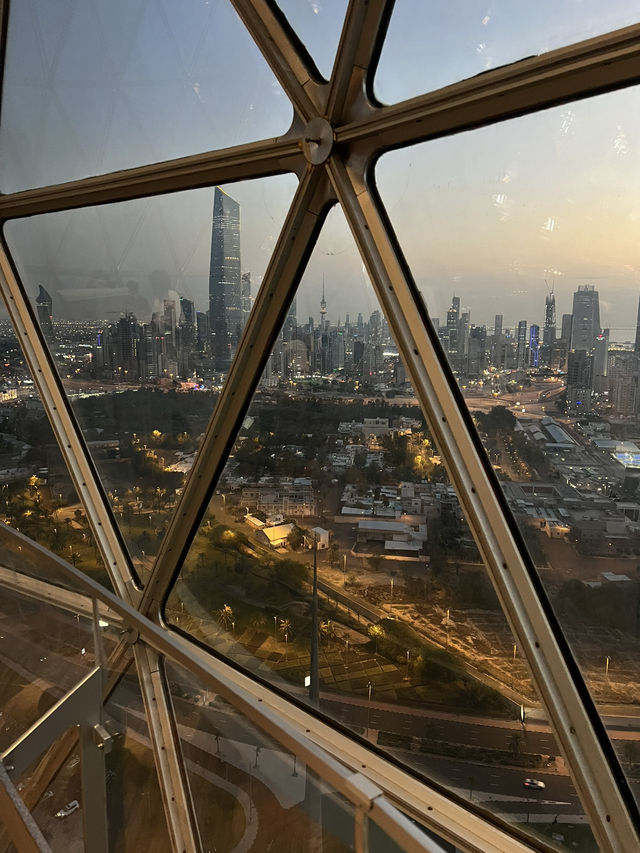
[279,618,293,644]
[216,604,234,630]
[319,620,337,646]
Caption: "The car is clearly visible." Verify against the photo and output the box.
[55,800,80,818]
[523,778,546,790]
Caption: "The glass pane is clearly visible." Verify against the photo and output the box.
[375,0,640,104]
[21,729,84,850]
[377,87,640,822]
[166,658,355,853]
[276,0,349,80]
[0,0,293,192]
[5,176,297,574]
[0,324,111,589]
[104,663,171,853]
[166,205,584,843]
[0,586,96,752]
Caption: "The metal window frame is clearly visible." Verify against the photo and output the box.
[0,535,460,853]
[0,1,638,851]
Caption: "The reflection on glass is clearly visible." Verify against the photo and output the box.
[377,89,640,821]
[375,0,640,103]
[104,664,171,853]
[166,659,355,853]
[5,176,297,575]
[166,206,585,843]
[25,730,84,850]
[277,0,349,80]
[0,0,293,191]
[0,585,96,752]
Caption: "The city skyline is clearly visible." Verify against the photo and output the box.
[1,4,640,337]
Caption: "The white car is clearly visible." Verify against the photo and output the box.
[55,800,80,818]
[523,778,546,790]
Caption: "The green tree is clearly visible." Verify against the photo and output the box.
[368,623,385,654]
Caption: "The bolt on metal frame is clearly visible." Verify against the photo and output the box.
[0,0,638,851]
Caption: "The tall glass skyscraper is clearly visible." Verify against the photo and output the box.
[571,284,601,353]
[209,186,241,372]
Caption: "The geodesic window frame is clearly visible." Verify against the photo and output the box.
[0,2,639,852]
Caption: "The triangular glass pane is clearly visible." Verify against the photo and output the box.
[0,323,112,589]
[276,0,350,80]
[166,657,355,852]
[378,86,640,829]
[0,0,293,191]
[104,662,172,853]
[375,0,640,104]
[0,584,100,754]
[166,205,584,842]
[5,175,297,575]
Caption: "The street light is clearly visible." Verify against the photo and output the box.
[605,655,611,679]
[365,681,373,737]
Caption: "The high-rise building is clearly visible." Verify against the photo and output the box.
[541,291,556,366]
[209,186,241,372]
[567,349,594,413]
[608,349,638,416]
[515,320,528,370]
[560,312,574,344]
[529,323,540,368]
[241,272,252,329]
[35,284,55,341]
[163,298,177,348]
[571,285,600,353]
[634,295,640,356]
[446,295,459,355]
[593,328,609,392]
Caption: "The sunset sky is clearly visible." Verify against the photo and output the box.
[2,0,640,338]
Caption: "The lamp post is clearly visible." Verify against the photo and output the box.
[605,655,611,679]
[309,533,320,708]
[343,553,347,586]
[365,681,373,737]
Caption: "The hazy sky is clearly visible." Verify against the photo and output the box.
[2,0,640,339]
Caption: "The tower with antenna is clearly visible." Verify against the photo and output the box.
[320,278,327,330]
[542,276,557,367]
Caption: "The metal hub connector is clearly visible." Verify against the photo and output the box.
[302,117,334,165]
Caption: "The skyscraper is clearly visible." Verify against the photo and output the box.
[566,349,594,414]
[516,320,528,370]
[542,291,556,366]
[241,272,252,330]
[446,295,460,355]
[634,294,640,356]
[209,186,241,372]
[35,284,55,341]
[529,324,540,368]
[571,285,600,353]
